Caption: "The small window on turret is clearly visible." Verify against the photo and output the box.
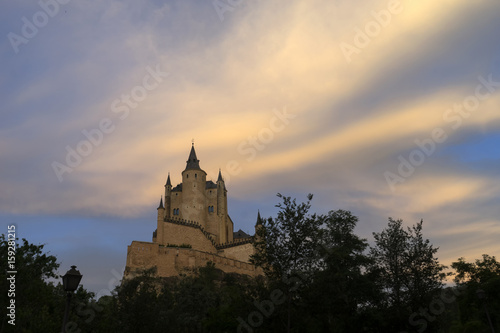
[186,174,189,178]
[195,173,197,179]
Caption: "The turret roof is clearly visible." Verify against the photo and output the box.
[256,210,264,226]
[206,180,218,189]
[185,143,201,171]
[157,197,164,209]
[233,229,251,239]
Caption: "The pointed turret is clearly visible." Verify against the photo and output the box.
[156,196,165,243]
[216,169,228,244]
[164,173,172,219]
[256,210,263,226]
[254,210,265,244]
[217,168,226,190]
[185,143,201,170]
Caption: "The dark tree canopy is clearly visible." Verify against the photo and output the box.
[0,234,61,332]
[251,193,322,283]
[451,255,500,331]
[2,194,496,332]
[369,218,449,331]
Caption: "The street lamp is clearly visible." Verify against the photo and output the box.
[476,288,496,333]
[61,266,83,333]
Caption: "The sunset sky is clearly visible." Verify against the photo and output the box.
[1,0,499,295]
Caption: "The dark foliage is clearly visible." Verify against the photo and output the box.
[1,194,498,332]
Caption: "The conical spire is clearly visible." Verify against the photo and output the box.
[217,168,226,190]
[185,143,201,170]
[157,197,164,209]
[165,172,171,187]
[256,210,263,226]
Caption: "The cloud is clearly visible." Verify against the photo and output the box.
[1,0,500,294]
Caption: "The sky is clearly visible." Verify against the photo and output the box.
[1,0,500,296]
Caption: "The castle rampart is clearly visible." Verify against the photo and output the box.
[125,240,262,280]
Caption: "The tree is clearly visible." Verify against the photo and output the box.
[0,234,62,332]
[405,220,449,310]
[450,255,500,332]
[250,193,323,332]
[305,210,377,332]
[113,267,166,332]
[370,218,409,311]
[0,235,102,333]
[251,193,321,281]
[369,218,448,331]
[452,254,500,285]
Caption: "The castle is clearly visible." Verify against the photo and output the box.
[123,144,263,279]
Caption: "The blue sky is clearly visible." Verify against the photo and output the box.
[1,0,500,296]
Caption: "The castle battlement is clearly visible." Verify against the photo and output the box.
[216,237,254,250]
[162,217,217,246]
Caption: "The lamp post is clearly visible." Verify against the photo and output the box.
[476,288,495,333]
[61,265,83,333]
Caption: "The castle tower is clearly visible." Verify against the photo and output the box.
[217,169,229,243]
[164,173,172,219]
[216,169,227,216]
[180,143,207,226]
[156,197,165,244]
[154,144,236,245]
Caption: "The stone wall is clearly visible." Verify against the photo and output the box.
[159,219,216,253]
[218,242,255,263]
[124,240,263,280]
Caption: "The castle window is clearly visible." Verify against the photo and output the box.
[195,173,197,179]
[173,208,180,215]
[208,206,214,213]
